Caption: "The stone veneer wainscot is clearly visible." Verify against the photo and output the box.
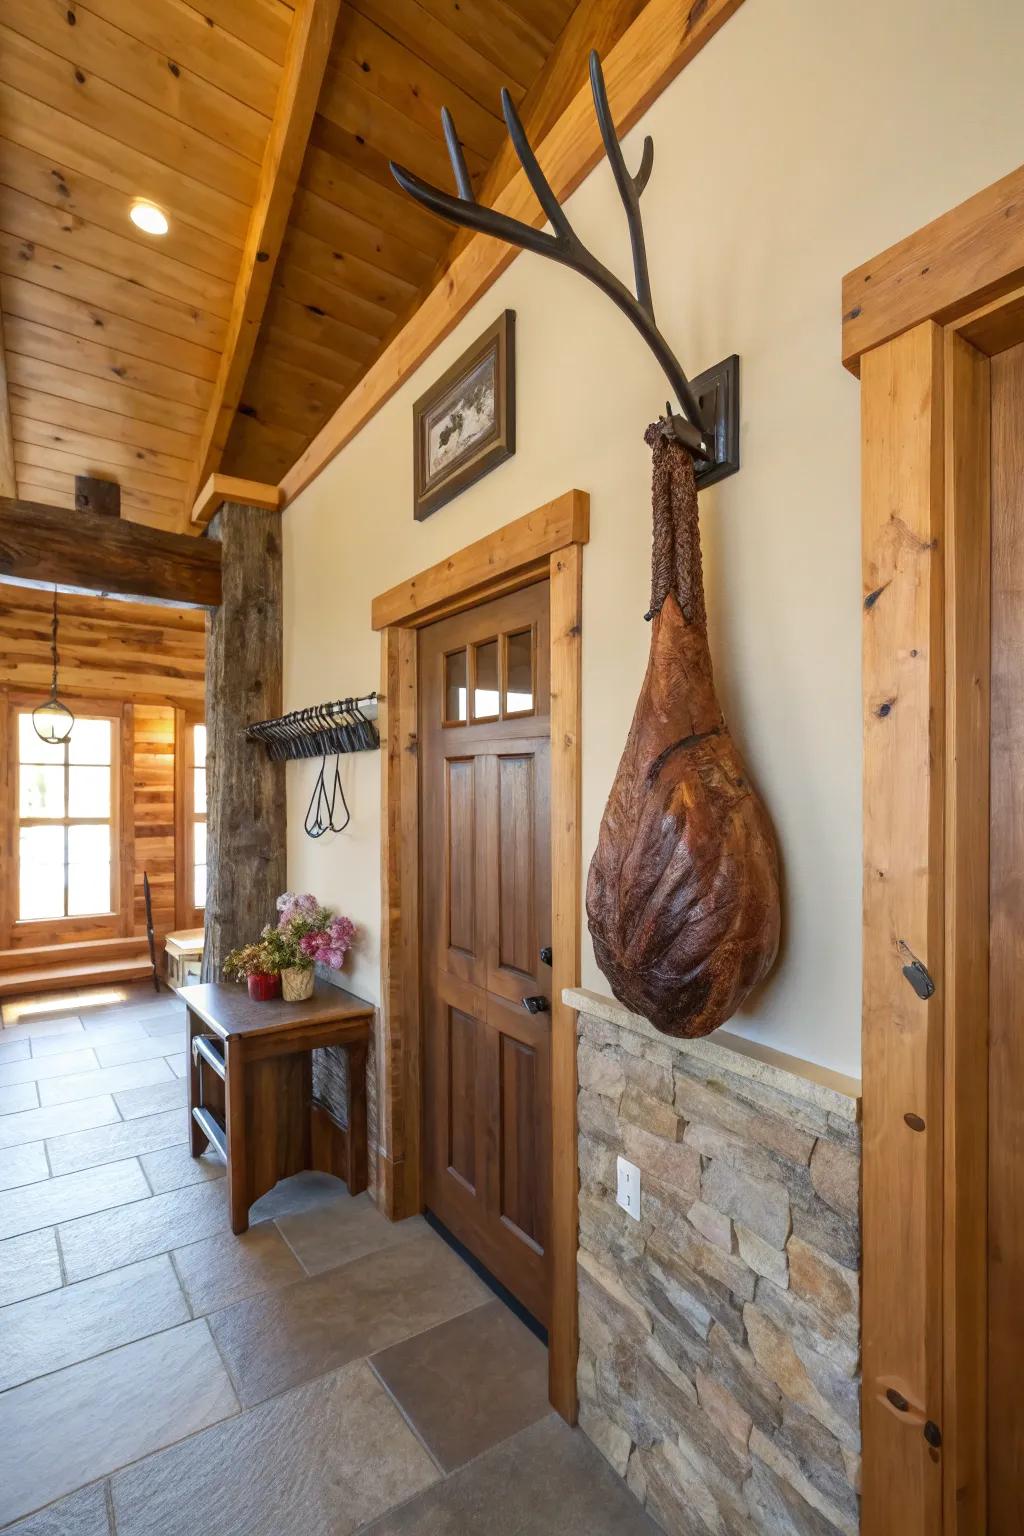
[565,987,861,1536]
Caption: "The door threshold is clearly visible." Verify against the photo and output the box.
[424,1210,548,1347]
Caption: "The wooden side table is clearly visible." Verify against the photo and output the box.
[183,978,373,1234]
[165,928,204,988]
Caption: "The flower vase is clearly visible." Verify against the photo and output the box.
[281,966,315,1002]
[247,972,281,1002]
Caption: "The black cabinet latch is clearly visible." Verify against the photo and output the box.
[522,996,550,1014]
[540,946,553,966]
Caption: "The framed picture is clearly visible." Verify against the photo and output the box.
[413,310,516,521]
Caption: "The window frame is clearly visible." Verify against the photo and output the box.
[4,693,127,945]
[174,709,206,929]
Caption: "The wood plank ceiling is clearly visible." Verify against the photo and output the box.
[0,0,638,531]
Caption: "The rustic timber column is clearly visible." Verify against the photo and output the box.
[201,501,285,981]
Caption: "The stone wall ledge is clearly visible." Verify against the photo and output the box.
[564,988,861,1124]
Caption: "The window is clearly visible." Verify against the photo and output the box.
[17,713,115,921]
[191,723,207,910]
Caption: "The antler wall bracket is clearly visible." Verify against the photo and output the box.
[390,50,740,488]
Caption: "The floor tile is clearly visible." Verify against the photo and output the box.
[111,1359,437,1536]
[0,1157,149,1241]
[140,1143,224,1195]
[372,1300,550,1471]
[360,1414,663,1536]
[209,1231,489,1408]
[142,1015,188,1040]
[0,1255,191,1392]
[0,1321,239,1526]
[165,1054,187,1078]
[0,1141,49,1193]
[32,1023,148,1058]
[172,1224,303,1316]
[247,1169,350,1224]
[0,1048,99,1088]
[0,1082,39,1115]
[60,1178,230,1282]
[39,1058,173,1108]
[0,1097,120,1151]
[82,1001,183,1032]
[276,1192,429,1276]
[0,1228,62,1307]
[113,1078,186,1121]
[0,1480,111,1535]
[0,1038,30,1065]
[93,1034,184,1069]
[0,1015,84,1041]
[46,1110,186,1178]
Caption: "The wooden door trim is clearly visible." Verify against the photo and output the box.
[374,490,588,1424]
[853,199,1024,1532]
[842,162,1024,373]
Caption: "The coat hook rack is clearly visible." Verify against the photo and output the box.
[245,694,381,762]
[389,49,740,487]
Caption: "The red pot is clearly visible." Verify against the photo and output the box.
[247,972,281,1001]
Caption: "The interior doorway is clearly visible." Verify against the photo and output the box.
[987,340,1024,1532]
[419,582,553,1327]
[371,489,587,1420]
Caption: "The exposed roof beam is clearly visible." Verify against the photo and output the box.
[0,496,221,607]
[192,473,282,528]
[278,0,745,507]
[188,0,342,504]
[0,314,16,498]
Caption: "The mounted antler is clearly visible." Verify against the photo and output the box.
[390,51,711,460]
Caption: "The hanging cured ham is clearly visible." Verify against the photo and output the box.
[391,49,781,1036]
[586,427,779,1036]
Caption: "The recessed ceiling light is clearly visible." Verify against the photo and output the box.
[130,201,169,236]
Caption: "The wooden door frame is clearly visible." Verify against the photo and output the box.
[847,163,1024,1536]
[371,489,588,1423]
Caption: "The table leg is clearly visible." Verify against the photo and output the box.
[345,1040,368,1196]
[187,1009,205,1157]
[225,1036,250,1234]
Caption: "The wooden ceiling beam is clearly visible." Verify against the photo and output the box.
[0,496,221,606]
[0,314,15,498]
[279,0,747,505]
[191,474,282,528]
[188,0,342,504]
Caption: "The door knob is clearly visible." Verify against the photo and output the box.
[539,946,552,966]
[522,995,550,1014]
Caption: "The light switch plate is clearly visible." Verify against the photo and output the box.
[616,1155,641,1220]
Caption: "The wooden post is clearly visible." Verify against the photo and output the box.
[201,501,285,981]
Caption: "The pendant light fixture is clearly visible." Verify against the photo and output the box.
[32,588,74,746]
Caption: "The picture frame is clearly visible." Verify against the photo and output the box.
[413,310,516,521]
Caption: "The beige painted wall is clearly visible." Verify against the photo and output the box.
[283,0,1024,1078]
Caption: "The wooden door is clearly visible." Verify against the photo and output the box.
[419,581,552,1324]
[988,339,1024,1532]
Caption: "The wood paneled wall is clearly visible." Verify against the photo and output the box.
[131,705,176,945]
[0,582,204,950]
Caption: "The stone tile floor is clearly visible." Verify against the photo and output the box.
[0,983,659,1536]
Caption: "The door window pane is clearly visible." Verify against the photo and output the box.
[19,825,65,920]
[193,767,207,815]
[68,766,111,818]
[504,629,534,714]
[444,650,468,724]
[68,719,112,765]
[194,862,207,909]
[18,713,63,765]
[472,639,499,720]
[67,824,111,916]
[193,723,207,766]
[20,765,65,818]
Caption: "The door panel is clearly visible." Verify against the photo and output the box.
[988,340,1024,1532]
[420,581,552,1325]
